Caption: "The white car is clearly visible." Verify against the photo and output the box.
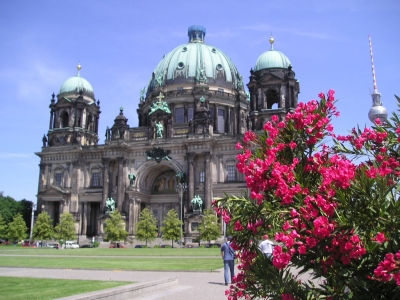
[65,241,79,249]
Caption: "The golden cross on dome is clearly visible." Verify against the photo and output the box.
[156,92,165,104]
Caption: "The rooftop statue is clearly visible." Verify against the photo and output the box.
[155,73,163,87]
[196,68,207,84]
[149,92,171,115]
[140,87,146,101]
[155,121,163,138]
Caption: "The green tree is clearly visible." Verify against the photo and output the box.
[0,195,21,224]
[161,209,182,247]
[104,209,128,243]
[19,199,34,231]
[54,213,76,248]
[7,213,28,243]
[33,211,53,245]
[0,213,7,238]
[198,209,220,243]
[0,195,33,230]
[136,208,157,246]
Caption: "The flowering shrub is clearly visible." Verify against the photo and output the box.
[213,91,400,299]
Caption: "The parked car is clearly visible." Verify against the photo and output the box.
[65,241,79,249]
[21,241,31,247]
[205,243,221,248]
[44,243,57,248]
[134,245,149,248]
[80,244,93,248]
[110,242,126,248]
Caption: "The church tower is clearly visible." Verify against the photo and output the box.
[247,36,300,130]
[45,64,101,147]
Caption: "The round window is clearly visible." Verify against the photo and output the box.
[216,64,223,71]
[212,48,217,53]
[177,62,185,69]
[182,47,187,52]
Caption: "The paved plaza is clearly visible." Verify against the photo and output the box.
[0,266,236,300]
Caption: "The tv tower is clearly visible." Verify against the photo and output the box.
[368,35,388,123]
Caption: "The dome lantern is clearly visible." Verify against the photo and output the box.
[188,25,206,43]
[59,64,94,97]
[254,37,291,71]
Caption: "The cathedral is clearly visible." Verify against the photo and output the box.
[35,25,300,241]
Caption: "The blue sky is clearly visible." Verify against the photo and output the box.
[0,1,399,203]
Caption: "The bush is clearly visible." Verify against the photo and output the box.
[92,241,100,248]
[214,91,400,299]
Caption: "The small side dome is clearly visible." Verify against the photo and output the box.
[59,64,94,96]
[254,36,291,71]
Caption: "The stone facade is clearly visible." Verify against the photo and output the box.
[35,27,299,239]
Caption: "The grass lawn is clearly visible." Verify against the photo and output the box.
[0,255,222,271]
[0,246,221,257]
[0,276,131,300]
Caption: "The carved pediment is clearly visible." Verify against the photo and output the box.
[259,72,282,83]
[40,185,70,195]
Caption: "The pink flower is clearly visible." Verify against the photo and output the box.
[374,232,388,244]
[298,245,307,255]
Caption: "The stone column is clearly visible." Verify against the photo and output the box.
[129,202,134,235]
[84,163,90,188]
[204,152,212,209]
[133,199,141,234]
[102,159,110,213]
[213,104,218,132]
[228,106,232,134]
[216,154,223,183]
[187,153,195,205]
[49,111,53,130]
[82,202,87,235]
[66,163,72,188]
[117,158,125,212]
[38,164,45,191]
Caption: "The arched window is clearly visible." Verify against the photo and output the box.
[61,112,69,128]
[86,114,93,131]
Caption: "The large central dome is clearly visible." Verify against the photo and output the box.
[146,25,244,97]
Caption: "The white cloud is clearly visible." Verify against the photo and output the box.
[0,153,32,159]
[0,61,68,102]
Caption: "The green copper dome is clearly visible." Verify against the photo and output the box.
[254,50,291,71]
[254,37,291,71]
[146,25,244,96]
[59,64,94,96]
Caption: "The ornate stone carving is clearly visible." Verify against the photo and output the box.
[146,147,172,163]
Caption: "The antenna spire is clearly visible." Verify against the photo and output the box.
[367,35,388,123]
[369,35,378,94]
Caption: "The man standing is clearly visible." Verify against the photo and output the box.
[221,236,235,286]
[259,234,274,258]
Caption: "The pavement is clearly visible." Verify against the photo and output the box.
[0,266,236,300]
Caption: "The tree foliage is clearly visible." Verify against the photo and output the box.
[136,208,157,246]
[54,213,76,247]
[161,209,182,247]
[104,209,128,242]
[7,213,28,242]
[198,209,220,243]
[0,213,7,238]
[0,195,33,230]
[33,211,53,243]
[214,91,400,299]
